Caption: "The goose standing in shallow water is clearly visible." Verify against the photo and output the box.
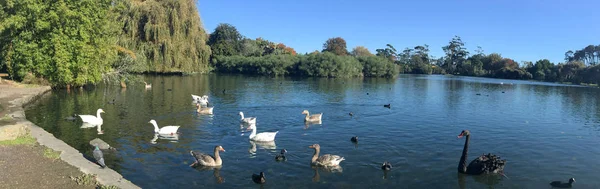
[239,112,256,125]
[252,172,266,184]
[148,119,180,135]
[457,130,506,175]
[247,124,278,142]
[275,149,287,161]
[190,146,225,167]
[550,178,575,188]
[78,109,105,125]
[302,110,322,122]
[309,144,345,167]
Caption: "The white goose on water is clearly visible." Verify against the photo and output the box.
[239,112,256,125]
[246,123,278,142]
[78,109,105,125]
[191,94,209,104]
[148,119,180,135]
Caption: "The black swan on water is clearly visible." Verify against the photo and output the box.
[457,130,506,175]
[252,172,266,184]
[550,178,575,188]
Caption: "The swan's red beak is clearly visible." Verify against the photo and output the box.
[457,133,464,138]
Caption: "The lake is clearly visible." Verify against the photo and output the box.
[25,74,600,189]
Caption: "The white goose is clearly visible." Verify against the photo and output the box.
[148,119,180,135]
[78,109,105,125]
[239,112,256,125]
[191,94,209,104]
[246,123,278,142]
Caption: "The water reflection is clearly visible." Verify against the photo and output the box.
[150,133,180,144]
[192,166,224,184]
[97,124,103,135]
[248,140,277,155]
[80,122,98,129]
[311,165,343,183]
[457,173,504,189]
[304,120,322,129]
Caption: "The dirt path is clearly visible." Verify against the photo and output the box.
[0,80,109,189]
[0,144,96,189]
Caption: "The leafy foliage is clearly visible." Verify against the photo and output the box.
[357,56,398,77]
[0,0,117,87]
[298,52,362,77]
[351,46,373,57]
[207,23,243,56]
[211,54,298,76]
[322,37,348,56]
[115,0,211,74]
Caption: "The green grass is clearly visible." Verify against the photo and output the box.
[0,134,36,145]
[71,174,98,186]
[98,185,120,189]
[71,174,120,189]
[43,147,61,159]
[0,114,13,121]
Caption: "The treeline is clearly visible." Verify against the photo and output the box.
[392,36,600,84]
[207,24,398,78]
[1,0,599,87]
[0,0,212,88]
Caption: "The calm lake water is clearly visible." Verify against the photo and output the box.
[25,74,600,189]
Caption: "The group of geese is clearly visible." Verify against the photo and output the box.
[74,92,575,187]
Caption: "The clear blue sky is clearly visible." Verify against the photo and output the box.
[197,0,599,63]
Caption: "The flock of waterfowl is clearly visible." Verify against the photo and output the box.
[70,82,576,188]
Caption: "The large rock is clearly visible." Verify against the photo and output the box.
[89,138,116,150]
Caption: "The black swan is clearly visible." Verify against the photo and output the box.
[381,161,392,171]
[350,136,358,143]
[275,149,287,161]
[457,130,506,175]
[252,172,266,184]
[550,178,575,188]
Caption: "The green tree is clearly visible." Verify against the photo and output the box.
[322,37,348,56]
[208,23,244,56]
[1,0,117,87]
[351,46,373,57]
[442,36,469,73]
[375,44,397,62]
[114,0,211,73]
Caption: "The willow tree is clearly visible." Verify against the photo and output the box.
[0,0,116,87]
[115,0,211,73]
